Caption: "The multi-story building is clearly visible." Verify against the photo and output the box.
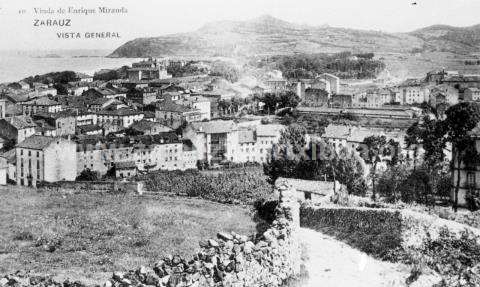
[76,133,194,177]
[183,120,284,164]
[317,73,340,94]
[451,124,480,207]
[96,108,144,128]
[463,88,480,101]
[16,136,77,187]
[183,120,237,164]
[0,115,37,145]
[398,81,430,104]
[429,84,459,107]
[155,101,202,128]
[32,112,76,136]
[127,59,172,81]
[22,97,62,115]
[177,96,212,120]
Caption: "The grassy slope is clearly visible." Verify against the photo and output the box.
[0,186,258,283]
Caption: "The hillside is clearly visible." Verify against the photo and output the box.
[109,15,426,58]
[109,15,480,59]
[410,24,480,54]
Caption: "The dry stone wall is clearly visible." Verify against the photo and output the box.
[0,179,301,287]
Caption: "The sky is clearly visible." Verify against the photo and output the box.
[0,0,480,51]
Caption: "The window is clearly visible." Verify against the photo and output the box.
[467,172,476,188]
[305,192,312,200]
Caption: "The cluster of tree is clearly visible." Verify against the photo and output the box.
[378,102,480,210]
[23,71,78,85]
[254,51,385,79]
[280,111,359,135]
[263,124,368,195]
[357,135,401,200]
[93,66,130,81]
[260,91,300,114]
[167,61,208,77]
[465,60,480,66]
[208,61,240,83]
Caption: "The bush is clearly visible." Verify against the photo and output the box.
[137,167,273,205]
[413,228,480,286]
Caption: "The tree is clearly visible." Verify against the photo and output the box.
[445,102,480,211]
[76,169,98,181]
[359,135,389,200]
[264,136,367,195]
[277,91,300,109]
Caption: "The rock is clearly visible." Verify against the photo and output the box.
[208,239,219,247]
[235,234,248,243]
[163,254,173,264]
[256,241,268,249]
[243,241,255,254]
[137,266,148,275]
[144,273,160,286]
[217,232,233,241]
[172,255,182,265]
[112,271,125,281]
[198,240,209,248]
[0,278,8,287]
[103,280,113,287]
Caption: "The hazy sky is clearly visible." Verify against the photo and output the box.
[1,0,480,51]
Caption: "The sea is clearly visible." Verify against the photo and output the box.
[0,49,142,83]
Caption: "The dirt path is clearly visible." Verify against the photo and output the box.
[300,228,411,287]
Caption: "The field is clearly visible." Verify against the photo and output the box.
[0,186,259,284]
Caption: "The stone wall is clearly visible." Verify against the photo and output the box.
[38,181,144,194]
[1,179,301,287]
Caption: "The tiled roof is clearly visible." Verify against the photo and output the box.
[156,101,194,113]
[97,108,143,116]
[77,124,102,133]
[130,120,172,132]
[24,97,59,106]
[190,120,236,134]
[7,115,37,129]
[16,135,60,150]
[115,161,137,170]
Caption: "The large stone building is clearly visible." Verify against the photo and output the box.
[0,115,37,145]
[21,97,62,115]
[33,112,77,136]
[76,133,195,177]
[155,101,202,128]
[16,136,77,187]
[96,108,144,128]
[127,59,172,81]
[183,120,284,165]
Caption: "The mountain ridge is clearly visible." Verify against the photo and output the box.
[109,15,480,58]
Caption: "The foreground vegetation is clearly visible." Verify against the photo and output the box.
[136,167,274,205]
[0,186,258,283]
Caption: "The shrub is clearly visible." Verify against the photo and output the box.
[137,167,273,205]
